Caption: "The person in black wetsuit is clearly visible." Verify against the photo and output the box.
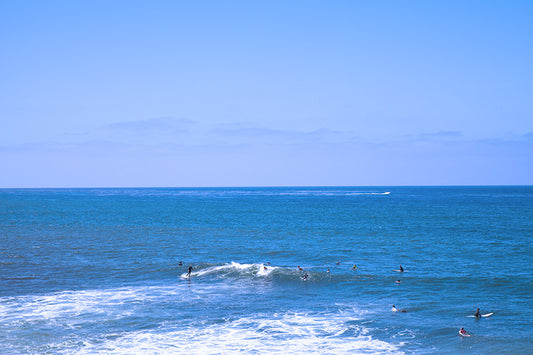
[474,308,481,318]
[186,265,193,279]
[399,265,404,272]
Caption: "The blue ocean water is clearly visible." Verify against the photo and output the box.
[0,186,532,354]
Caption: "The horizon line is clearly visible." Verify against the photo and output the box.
[0,184,531,189]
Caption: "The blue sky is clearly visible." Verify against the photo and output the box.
[1,0,532,187]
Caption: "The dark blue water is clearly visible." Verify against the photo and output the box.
[1,187,532,354]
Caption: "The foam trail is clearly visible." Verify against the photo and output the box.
[347,192,391,195]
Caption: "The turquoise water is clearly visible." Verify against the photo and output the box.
[1,187,532,354]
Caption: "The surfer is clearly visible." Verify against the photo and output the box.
[327,269,330,273]
[391,305,405,312]
[298,265,303,271]
[395,279,401,284]
[302,272,309,281]
[459,327,470,336]
[399,265,404,272]
[474,308,481,318]
[352,264,357,270]
[178,261,183,266]
[186,265,193,279]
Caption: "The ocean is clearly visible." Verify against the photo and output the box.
[0,186,532,354]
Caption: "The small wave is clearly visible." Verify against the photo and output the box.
[181,262,285,280]
[0,275,37,280]
[179,262,329,282]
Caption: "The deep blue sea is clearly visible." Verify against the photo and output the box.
[1,186,532,354]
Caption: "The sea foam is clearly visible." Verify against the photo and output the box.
[0,284,402,354]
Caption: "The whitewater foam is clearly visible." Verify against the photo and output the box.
[181,262,282,279]
[71,312,402,354]
[0,285,403,354]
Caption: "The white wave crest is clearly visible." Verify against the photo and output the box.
[181,262,280,279]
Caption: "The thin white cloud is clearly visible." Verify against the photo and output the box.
[401,131,463,142]
[103,117,195,135]
[523,132,533,140]
[2,122,532,157]
[210,124,358,144]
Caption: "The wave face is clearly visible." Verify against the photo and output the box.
[1,186,532,354]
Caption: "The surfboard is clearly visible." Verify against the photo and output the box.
[459,330,471,337]
[467,312,493,318]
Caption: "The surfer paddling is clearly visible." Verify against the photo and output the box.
[391,305,406,312]
[459,327,470,337]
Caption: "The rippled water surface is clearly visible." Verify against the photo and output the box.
[1,187,532,354]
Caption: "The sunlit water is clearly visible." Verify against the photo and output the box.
[1,187,532,354]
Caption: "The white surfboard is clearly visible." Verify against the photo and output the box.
[467,312,493,318]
